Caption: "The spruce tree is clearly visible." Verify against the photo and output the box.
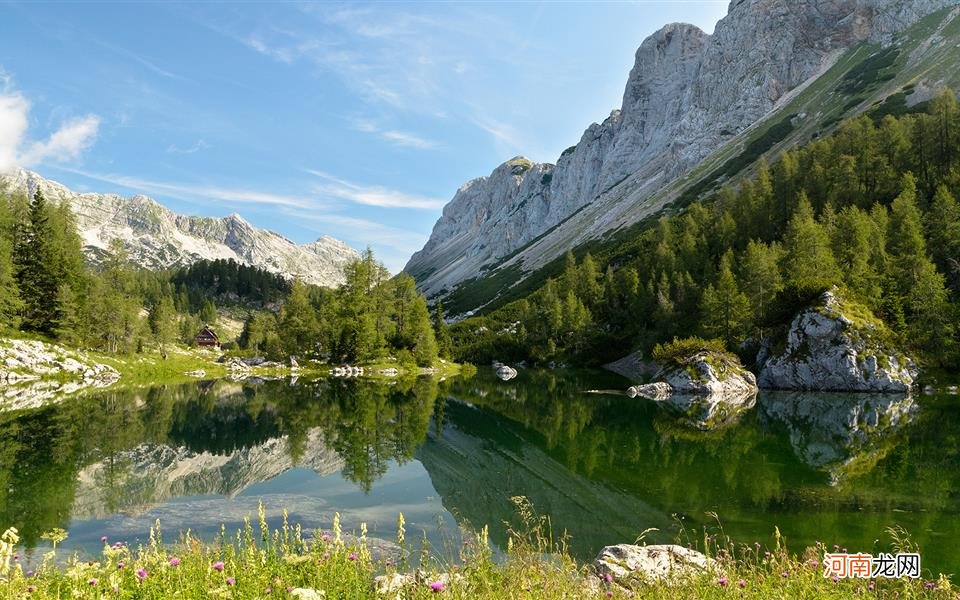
[14,189,59,334]
[700,251,751,347]
[781,192,839,292]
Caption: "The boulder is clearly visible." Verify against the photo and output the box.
[656,351,757,396]
[594,544,715,583]
[626,382,672,400]
[758,290,917,392]
[495,365,518,381]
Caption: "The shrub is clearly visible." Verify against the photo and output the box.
[652,336,728,365]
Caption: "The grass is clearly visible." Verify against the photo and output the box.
[0,501,955,599]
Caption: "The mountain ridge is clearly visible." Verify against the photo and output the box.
[405,0,960,315]
[0,168,359,288]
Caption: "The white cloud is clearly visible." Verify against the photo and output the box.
[19,115,101,166]
[61,167,319,210]
[0,73,101,174]
[0,93,29,174]
[348,117,439,149]
[167,139,210,154]
[306,169,446,210]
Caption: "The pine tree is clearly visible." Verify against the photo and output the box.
[433,301,452,359]
[926,185,960,288]
[738,240,782,338]
[149,295,178,354]
[279,280,319,355]
[700,251,751,347]
[781,192,839,292]
[14,189,59,334]
[0,235,21,331]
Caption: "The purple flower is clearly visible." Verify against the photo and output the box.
[604,573,613,583]
[136,568,147,580]
[832,576,840,583]
[781,571,788,578]
[88,578,98,586]
[429,580,445,593]
[321,533,330,541]
[925,582,935,590]
[605,592,612,598]
[117,561,125,569]
[169,557,180,567]
[100,536,108,543]
[265,589,272,595]
[113,542,123,549]
[754,542,761,549]
[718,576,728,587]
[226,577,235,586]
[213,561,225,572]
[348,552,357,561]
[738,579,746,588]
[868,581,875,591]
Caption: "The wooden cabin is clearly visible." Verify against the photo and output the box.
[194,325,221,348]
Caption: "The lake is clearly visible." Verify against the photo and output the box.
[1,369,958,576]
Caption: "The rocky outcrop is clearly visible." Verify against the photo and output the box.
[594,544,715,583]
[1,169,359,287]
[405,1,959,309]
[0,338,120,411]
[657,351,757,396]
[758,290,917,392]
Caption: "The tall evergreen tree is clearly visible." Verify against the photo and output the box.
[781,192,839,292]
[14,189,59,334]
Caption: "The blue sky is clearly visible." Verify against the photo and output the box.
[0,1,728,272]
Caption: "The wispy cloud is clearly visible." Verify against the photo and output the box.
[60,167,319,210]
[92,39,184,81]
[349,118,439,149]
[0,71,101,174]
[306,169,446,210]
[281,208,428,265]
[167,139,210,154]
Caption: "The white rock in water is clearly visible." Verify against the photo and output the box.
[758,290,917,392]
[594,544,715,583]
[496,365,518,380]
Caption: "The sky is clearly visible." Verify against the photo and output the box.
[0,1,728,272]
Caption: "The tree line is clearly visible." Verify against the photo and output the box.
[0,187,444,366]
[451,89,960,368]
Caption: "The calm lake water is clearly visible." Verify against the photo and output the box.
[2,369,958,576]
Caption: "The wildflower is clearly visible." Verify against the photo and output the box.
[385,559,392,566]
[321,533,330,541]
[169,557,180,567]
[604,573,613,583]
[88,578,98,586]
[26,585,35,593]
[809,559,819,568]
[738,579,746,588]
[136,568,147,580]
[429,580,445,593]
[348,552,357,561]
[117,561,125,569]
[834,544,840,551]
[213,561,225,571]
[322,552,330,559]
[265,589,272,595]
[227,577,235,586]
[606,592,612,598]
[718,576,728,587]
[754,542,761,549]
[765,551,771,558]
[113,542,123,549]
[832,576,840,583]
[781,571,788,578]
[925,582,935,590]
[26,570,33,577]
[868,581,875,591]
[100,536,108,543]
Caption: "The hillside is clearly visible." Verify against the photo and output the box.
[406,0,960,316]
[0,168,359,288]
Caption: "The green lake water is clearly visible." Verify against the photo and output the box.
[1,369,958,576]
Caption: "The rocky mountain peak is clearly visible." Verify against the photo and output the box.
[0,169,359,287]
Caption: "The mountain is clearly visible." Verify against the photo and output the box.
[406,0,960,315]
[0,168,359,288]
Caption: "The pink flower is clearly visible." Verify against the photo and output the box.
[348,552,357,561]
[213,561,225,572]
[100,536,108,543]
[226,577,235,586]
[718,576,728,587]
[265,589,272,595]
[429,580,445,593]
[738,579,746,588]
[117,561,125,569]
[605,592,612,598]
[832,576,839,583]
[604,573,613,583]
[136,568,147,580]
[321,533,330,541]
[88,578,98,586]
[169,557,180,567]
[781,571,788,578]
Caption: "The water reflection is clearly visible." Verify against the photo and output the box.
[0,370,958,575]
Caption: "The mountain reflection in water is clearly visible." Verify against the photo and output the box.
[0,370,957,575]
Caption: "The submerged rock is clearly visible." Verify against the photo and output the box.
[758,290,917,392]
[495,365,518,381]
[594,544,715,583]
[626,382,672,400]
